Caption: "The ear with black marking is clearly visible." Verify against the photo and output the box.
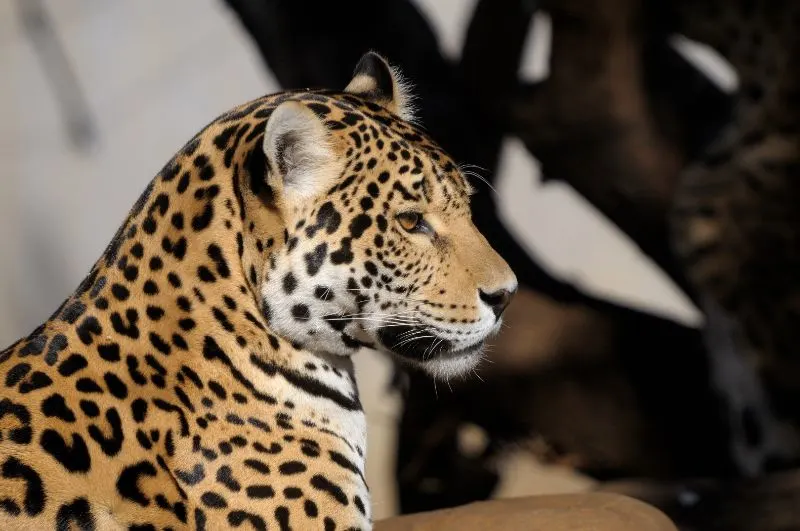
[345,52,414,121]
[262,101,341,202]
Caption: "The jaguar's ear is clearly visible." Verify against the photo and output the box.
[262,101,341,202]
[345,52,415,121]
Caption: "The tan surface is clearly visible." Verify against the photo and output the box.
[374,493,677,531]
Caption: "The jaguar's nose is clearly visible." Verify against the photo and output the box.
[479,287,515,318]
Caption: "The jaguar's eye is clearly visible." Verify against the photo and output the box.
[397,212,425,233]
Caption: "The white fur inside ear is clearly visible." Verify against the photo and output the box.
[389,65,418,124]
[262,102,339,200]
[344,52,418,124]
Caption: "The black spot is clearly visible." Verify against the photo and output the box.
[198,266,216,283]
[149,332,172,355]
[103,373,128,399]
[163,236,188,261]
[143,280,159,295]
[200,491,227,509]
[19,371,53,394]
[376,214,388,232]
[55,497,95,531]
[79,400,100,418]
[282,272,298,294]
[165,430,175,457]
[177,172,191,194]
[329,450,361,476]
[192,202,215,231]
[310,474,349,506]
[89,276,107,298]
[225,413,244,425]
[283,487,303,499]
[145,306,165,322]
[176,463,205,486]
[208,381,227,400]
[244,458,270,475]
[304,499,318,518]
[215,465,241,492]
[364,261,378,276]
[212,307,235,332]
[291,304,310,320]
[61,301,86,324]
[110,309,139,339]
[330,238,354,265]
[41,394,76,422]
[40,430,91,472]
[175,386,196,413]
[77,316,103,345]
[246,485,275,499]
[19,334,47,357]
[214,125,238,150]
[88,407,124,456]
[117,460,157,506]
[131,398,148,422]
[354,494,366,515]
[123,265,139,282]
[314,286,334,301]
[5,363,31,387]
[168,273,182,288]
[75,377,103,394]
[45,334,68,366]
[228,511,267,531]
[323,314,349,332]
[303,243,328,277]
[312,202,342,236]
[1,456,44,516]
[142,217,157,235]
[171,212,185,230]
[206,244,231,279]
[97,343,121,362]
[126,357,147,386]
[278,461,307,475]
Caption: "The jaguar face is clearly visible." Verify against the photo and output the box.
[259,53,516,379]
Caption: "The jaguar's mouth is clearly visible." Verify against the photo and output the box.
[376,324,450,360]
[375,324,484,361]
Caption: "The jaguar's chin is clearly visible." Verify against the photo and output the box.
[376,324,486,379]
[421,345,485,380]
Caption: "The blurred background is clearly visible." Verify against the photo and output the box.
[2,1,796,529]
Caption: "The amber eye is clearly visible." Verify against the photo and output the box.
[397,212,426,233]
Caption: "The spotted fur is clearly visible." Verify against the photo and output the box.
[0,52,516,530]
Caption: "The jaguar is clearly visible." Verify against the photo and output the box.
[0,52,516,530]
